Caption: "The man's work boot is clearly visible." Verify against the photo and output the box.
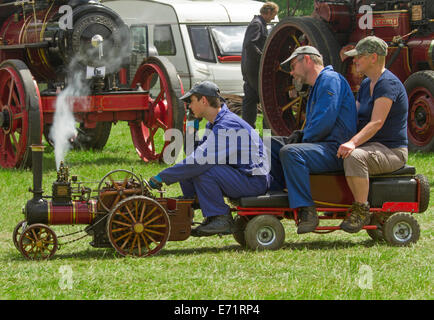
[340,202,371,233]
[297,206,319,234]
[190,214,235,237]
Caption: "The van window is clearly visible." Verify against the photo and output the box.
[131,25,148,54]
[187,26,216,63]
[210,26,247,56]
[154,25,176,55]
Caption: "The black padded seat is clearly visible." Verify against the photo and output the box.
[370,165,416,177]
[238,191,289,208]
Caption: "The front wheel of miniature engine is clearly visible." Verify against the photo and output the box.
[244,215,285,251]
[12,220,27,252]
[18,224,58,260]
[383,213,420,246]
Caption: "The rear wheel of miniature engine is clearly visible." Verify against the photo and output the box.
[232,215,248,247]
[107,195,170,257]
[244,215,285,251]
[18,224,58,260]
[404,70,434,152]
[383,213,420,246]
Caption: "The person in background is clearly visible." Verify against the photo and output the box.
[241,1,279,128]
[337,36,409,233]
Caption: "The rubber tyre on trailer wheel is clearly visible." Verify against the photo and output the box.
[383,213,420,246]
[232,215,248,247]
[415,174,430,213]
[244,215,285,251]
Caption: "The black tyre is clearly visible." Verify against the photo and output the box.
[366,214,386,242]
[415,174,430,213]
[232,215,248,247]
[404,70,434,152]
[383,213,420,246]
[244,215,285,251]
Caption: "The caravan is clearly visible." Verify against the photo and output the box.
[103,0,278,95]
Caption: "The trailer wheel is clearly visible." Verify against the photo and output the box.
[107,195,170,257]
[0,60,42,169]
[244,215,285,251]
[415,174,430,213]
[232,215,248,247]
[404,70,434,152]
[18,224,58,260]
[383,213,420,246]
[366,214,386,242]
[130,56,185,162]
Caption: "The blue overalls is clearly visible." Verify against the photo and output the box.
[159,104,270,217]
[270,66,357,208]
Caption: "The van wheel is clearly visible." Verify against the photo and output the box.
[245,215,285,251]
[383,213,420,246]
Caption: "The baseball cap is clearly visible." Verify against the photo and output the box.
[344,36,388,57]
[281,45,323,67]
[180,81,225,103]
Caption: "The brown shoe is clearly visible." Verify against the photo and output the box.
[297,206,319,234]
[340,202,371,233]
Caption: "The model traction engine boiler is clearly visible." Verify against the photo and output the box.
[0,0,185,169]
[259,0,434,152]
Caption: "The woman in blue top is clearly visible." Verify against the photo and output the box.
[337,36,409,233]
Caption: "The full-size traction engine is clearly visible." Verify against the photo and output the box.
[0,0,185,169]
[260,0,434,152]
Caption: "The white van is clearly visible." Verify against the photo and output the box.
[103,0,278,95]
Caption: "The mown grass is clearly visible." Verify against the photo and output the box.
[0,117,432,300]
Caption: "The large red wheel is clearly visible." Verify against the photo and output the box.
[405,70,434,152]
[259,17,342,136]
[0,60,43,168]
[129,56,185,162]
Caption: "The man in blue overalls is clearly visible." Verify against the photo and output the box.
[270,46,357,234]
[149,81,271,237]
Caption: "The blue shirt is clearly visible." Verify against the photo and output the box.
[159,104,270,185]
[357,69,408,148]
[302,66,357,145]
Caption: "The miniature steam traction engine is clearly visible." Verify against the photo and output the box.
[0,0,185,169]
[260,0,434,152]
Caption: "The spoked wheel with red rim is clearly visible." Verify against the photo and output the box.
[0,60,43,168]
[18,223,58,260]
[259,17,342,136]
[107,195,171,257]
[404,70,434,152]
[129,56,185,162]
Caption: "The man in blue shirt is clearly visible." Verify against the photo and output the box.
[149,81,270,237]
[337,36,408,233]
[271,46,357,234]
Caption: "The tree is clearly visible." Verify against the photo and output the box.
[268,0,315,17]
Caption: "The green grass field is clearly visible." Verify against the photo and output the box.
[0,118,432,300]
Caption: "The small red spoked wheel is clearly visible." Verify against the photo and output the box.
[0,60,42,168]
[107,195,171,257]
[18,224,58,260]
[130,56,185,162]
[12,220,27,252]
